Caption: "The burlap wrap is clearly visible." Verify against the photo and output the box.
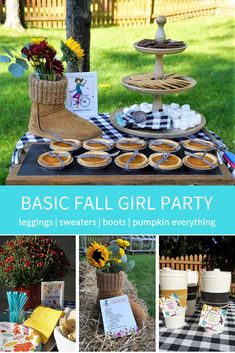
[29,74,67,105]
[96,271,124,291]
[96,271,124,302]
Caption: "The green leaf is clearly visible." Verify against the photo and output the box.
[3,46,14,58]
[125,259,135,272]
[16,58,28,70]
[0,55,11,63]
[8,63,25,77]
[110,261,123,273]
[108,243,120,256]
[121,254,127,263]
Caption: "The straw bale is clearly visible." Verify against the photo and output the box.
[79,262,156,351]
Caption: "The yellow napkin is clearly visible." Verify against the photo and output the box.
[24,305,63,344]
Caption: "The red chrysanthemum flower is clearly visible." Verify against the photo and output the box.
[5,265,13,273]
[4,256,14,264]
[51,59,64,75]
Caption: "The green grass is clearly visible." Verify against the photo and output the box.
[80,253,156,317]
[126,254,155,317]
[0,16,234,184]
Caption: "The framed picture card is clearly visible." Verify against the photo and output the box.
[41,281,64,309]
[65,72,98,118]
[100,295,138,338]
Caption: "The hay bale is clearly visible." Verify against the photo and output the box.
[79,262,156,352]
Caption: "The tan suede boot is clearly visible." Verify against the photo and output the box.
[28,75,101,140]
[96,271,147,327]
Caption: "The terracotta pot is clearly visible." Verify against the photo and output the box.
[16,285,41,310]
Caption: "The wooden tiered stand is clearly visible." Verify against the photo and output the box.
[110,15,206,138]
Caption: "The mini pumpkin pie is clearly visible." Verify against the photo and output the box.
[83,138,114,151]
[115,152,148,170]
[115,138,146,151]
[38,151,73,170]
[77,151,112,168]
[149,153,182,171]
[149,139,180,153]
[183,139,215,152]
[50,139,81,152]
[183,152,218,170]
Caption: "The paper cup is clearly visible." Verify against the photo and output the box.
[201,269,231,333]
[160,268,188,329]
[201,269,231,307]
[186,270,198,316]
[164,308,186,329]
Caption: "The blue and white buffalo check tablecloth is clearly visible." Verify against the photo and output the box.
[12,113,234,176]
[159,299,235,352]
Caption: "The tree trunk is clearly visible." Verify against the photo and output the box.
[4,0,24,30]
[66,0,92,72]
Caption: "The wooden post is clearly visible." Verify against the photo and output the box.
[66,0,92,72]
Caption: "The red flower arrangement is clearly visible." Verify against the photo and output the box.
[21,38,64,80]
[0,36,84,80]
[0,236,70,288]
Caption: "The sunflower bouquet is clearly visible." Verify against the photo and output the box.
[87,239,135,273]
[0,36,84,80]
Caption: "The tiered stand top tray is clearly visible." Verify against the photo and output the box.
[134,42,187,55]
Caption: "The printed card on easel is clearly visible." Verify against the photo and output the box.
[100,295,138,338]
[65,72,98,118]
[199,303,227,333]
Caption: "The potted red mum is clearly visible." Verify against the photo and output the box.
[0,236,70,309]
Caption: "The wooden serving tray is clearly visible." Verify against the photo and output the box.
[122,75,196,95]
[6,143,234,185]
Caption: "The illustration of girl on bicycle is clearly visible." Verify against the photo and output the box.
[70,77,87,107]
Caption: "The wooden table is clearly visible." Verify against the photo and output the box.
[6,143,234,185]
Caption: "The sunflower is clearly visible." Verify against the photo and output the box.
[87,242,110,269]
[61,37,84,65]
[65,37,85,58]
[116,239,130,249]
